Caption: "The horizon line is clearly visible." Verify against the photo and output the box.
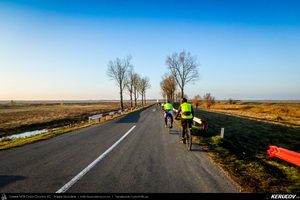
[1,99,299,102]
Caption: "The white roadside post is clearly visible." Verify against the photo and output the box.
[220,128,225,138]
[109,112,114,119]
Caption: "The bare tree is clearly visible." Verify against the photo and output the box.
[132,73,141,106]
[161,91,167,102]
[160,74,177,103]
[140,76,151,105]
[10,100,15,105]
[228,98,237,104]
[160,79,167,103]
[137,77,143,105]
[166,50,199,99]
[192,94,202,109]
[175,91,187,103]
[126,66,135,107]
[203,93,215,109]
[107,56,131,110]
[175,92,181,103]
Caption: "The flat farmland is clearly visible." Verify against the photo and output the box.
[208,101,300,127]
[0,101,132,137]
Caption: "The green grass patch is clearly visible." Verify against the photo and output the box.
[195,135,300,193]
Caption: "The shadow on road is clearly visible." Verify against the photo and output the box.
[168,128,180,136]
[115,106,148,124]
[0,175,26,188]
[191,148,206,152]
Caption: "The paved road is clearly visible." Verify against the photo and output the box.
[0,105,239,193]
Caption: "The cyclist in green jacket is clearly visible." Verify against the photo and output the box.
[164,101,174,128]
[175,98,194,143]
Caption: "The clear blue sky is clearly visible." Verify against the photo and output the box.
[0,0,299,100]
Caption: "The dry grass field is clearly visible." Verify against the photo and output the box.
[192,101,300,192]
[197,101,300,127]
[0,101,132,137]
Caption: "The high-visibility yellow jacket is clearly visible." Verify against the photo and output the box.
[164,103,173,111]
[180,102,193,119]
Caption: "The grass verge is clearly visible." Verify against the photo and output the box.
[194,134,300,193]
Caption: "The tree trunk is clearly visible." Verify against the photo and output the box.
[144,93,146,104]
[134,89,137,106]
[141,92,144,105]
[181,87,184,99]
[120,88,124,110]
[130,92,133,107]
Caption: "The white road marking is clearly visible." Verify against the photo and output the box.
[56,125,137,193]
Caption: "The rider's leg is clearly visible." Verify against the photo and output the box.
[181,119,187,140]
[188,119,193,134]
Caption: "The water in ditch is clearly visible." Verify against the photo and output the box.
[0,129,48,141]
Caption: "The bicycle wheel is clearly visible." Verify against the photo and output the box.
[168,117,172,127]
[185,127,192,151]
[167,117,171,133]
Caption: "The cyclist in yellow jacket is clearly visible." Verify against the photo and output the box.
[164,100,174,128]
[175,98,194,143]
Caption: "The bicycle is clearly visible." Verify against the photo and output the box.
[164,109,173,133]
[184,124,192,151]
[176,116,192,151]
[166,115,172,133]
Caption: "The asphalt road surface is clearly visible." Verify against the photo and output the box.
[0,105,239,193]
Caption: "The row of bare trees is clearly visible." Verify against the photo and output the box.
[161,50,199,103]
[107,56,151,109]
[160,75,177,103]
[192,93,216,109]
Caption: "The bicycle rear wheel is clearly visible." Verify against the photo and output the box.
[167,117,171,133]
[185,127,192,151]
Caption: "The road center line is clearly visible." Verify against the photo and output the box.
[56,125,137,193]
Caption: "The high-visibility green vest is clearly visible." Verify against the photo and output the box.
[180,102,193,119]
[164,103,173,111]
